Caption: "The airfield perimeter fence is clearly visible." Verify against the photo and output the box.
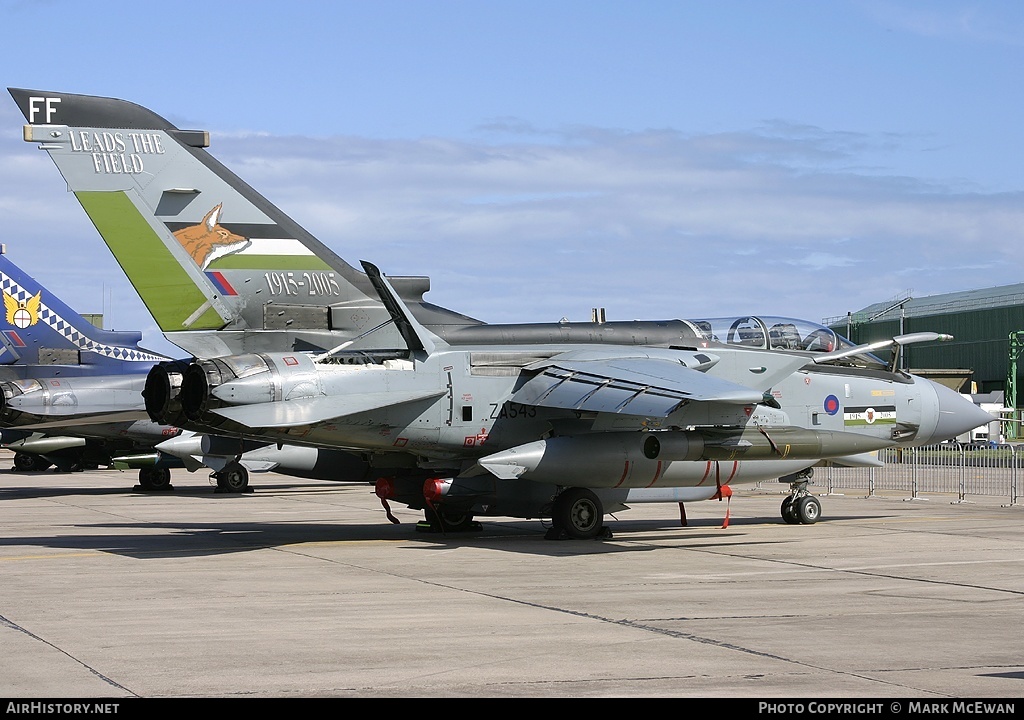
[758,443,1022,507]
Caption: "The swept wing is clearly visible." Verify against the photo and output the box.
[513,347,809,416]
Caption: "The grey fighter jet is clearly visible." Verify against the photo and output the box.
[144,261,990,538]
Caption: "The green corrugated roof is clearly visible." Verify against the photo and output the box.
[825,283,1024,325]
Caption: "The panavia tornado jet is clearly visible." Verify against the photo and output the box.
[10,88,993,538]
[0,248,180,480]
[142,261,991,538]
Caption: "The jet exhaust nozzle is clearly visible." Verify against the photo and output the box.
[143,359,193,425]
[0,379,34,425]
[178,354,277,425]
[181,360,220,421]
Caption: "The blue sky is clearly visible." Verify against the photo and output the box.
[0,0,1022,356]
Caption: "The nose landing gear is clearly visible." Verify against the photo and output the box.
[780,469,821,525]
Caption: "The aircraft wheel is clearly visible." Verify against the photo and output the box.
[552,487,604,540]
[216,463,249,493]
[781,496,800,524]
[423,506,476,532]
[795,496,821,524]
[13,452,51,472]
[139,467,172,491]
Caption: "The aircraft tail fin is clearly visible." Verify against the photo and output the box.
[0,251,166,372]
[10,88,477,358]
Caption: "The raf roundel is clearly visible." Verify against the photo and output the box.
[823,394,840,416]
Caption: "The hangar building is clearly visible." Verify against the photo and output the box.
[824,283,1024,415]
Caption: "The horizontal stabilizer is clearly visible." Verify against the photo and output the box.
[211,389,445,428]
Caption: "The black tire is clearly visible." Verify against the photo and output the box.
[781,496,800,524]
[13,452,51,472]
[139,466,172,491]
[552,488,604,540]
[795,496,821,524]
[216,463,249,493]
[424,506,476,532]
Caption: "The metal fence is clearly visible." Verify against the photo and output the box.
[760,443,1022,507]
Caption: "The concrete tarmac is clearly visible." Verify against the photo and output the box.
[1,462,1022,699]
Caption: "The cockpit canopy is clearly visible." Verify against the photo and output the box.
[685,316,886,368]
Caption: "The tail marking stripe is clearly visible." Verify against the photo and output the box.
[205,271,238,296]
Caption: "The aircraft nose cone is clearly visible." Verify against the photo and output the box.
[926,382,997,444]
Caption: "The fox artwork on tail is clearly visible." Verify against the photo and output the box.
[172,204,250,270]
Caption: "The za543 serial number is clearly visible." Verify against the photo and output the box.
[490,403,537,419]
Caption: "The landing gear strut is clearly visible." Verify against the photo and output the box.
[781,469,820,525]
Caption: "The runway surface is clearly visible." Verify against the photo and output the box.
[1,463,1022,699]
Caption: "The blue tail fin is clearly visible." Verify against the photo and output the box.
[0,251,167,375]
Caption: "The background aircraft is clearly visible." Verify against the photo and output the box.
[10,88,993,538]
[0,247,176,481]
[0,249,391,493]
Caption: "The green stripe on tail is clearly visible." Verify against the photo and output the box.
[75,191,225,331]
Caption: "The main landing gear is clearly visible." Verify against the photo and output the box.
[13,452,52,472]
[416,506,481,533]
[138,466,172,491]
[545,487,612,540]
[781,469,821,525]
[214,462,251,493]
